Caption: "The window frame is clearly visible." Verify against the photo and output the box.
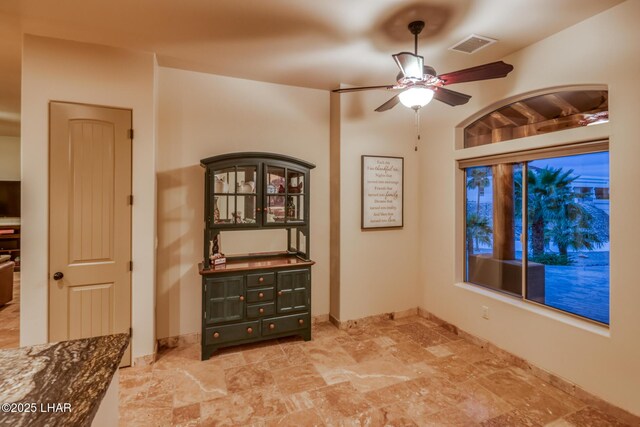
[459,140,610,326]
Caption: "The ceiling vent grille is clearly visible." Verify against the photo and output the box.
[449,34,497,54]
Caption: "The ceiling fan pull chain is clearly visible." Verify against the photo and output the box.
[414,109,421,151]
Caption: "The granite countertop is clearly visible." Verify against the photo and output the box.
[0,334,129,427]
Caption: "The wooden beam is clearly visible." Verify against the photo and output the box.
[511,102,546,123]
[547,94,580,116]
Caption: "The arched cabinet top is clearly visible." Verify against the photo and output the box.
[201,152,316,170]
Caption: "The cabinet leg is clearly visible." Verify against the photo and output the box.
[301,329,312,342]
[202,347,216,361]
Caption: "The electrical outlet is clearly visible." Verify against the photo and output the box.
[482,306,489,319]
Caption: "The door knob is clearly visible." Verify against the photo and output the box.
[53,272,64,281]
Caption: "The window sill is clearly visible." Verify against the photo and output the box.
[454,281,610,338]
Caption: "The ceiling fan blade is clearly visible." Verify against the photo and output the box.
[433,87,472,106]
[332,85,397,93]
[375,94,401,112]
[438,61,514,85]
[393,52,424,80]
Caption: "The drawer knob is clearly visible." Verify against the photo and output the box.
[259,308,264,314]
[298,319,304,325]
[277,291,283,296]
[213,332,220,339]
[258,277,264,283]
[247,327,253,334]
[269,323,275,330]
[258,292,264,298]
[239,296,245,301]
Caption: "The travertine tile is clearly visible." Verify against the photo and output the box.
[264,408,325,427]
[172,403,200,427]
[454,380,513,422]
[200,385,288,426]
[271,363,326,395]
[118,315,636,427]
[445,340,492,363]
[480,409,541,426]
[563,406,631,427]
[302,339,357,368]
[241,341,286,364]
[397,322,452,347]
[472,356,513,376]
[309,382,372,425]
[339,339,383,363]
[224,361,275,393]
[426,355,485,383]
[386,340,437,364]
[364,381,414,408]
[419,406,479,426]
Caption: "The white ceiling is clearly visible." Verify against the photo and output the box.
[0,0,624,136]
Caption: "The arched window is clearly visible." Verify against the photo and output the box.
[458,88,610,325]
[464,89,608,148]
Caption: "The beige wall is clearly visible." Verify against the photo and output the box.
[335,91,420,321]
[21,35,157,360]
[0,136,20,181]
[419,1,640,415]
[156,67,330,339]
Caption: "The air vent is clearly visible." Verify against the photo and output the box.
[449,34,497,54]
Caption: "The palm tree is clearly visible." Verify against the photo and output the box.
[547,197,604,256]
[466,213,492,254]
[517,165,603,258]
[467,167,490,215]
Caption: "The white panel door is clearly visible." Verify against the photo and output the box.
[49,102,132,366]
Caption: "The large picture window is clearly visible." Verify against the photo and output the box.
[462,144,610,324]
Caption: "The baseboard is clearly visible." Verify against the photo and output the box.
[132,352,156,367]
[312,314,330,324]
[157,332,200,350]
[417,307,640,425]
[330,307,418,330]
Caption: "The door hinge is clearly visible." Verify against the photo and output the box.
[128,327,132,337]
[128,195,134,205]
[128,129,134,139]
[128,261,133,271]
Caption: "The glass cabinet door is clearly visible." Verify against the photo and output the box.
[211,165,258,226]
[286,170,305,223]
[265,166,286,224]
[263,165,307,225]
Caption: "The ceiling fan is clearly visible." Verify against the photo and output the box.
[332,20,514,112]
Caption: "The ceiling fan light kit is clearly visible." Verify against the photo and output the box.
[399,87,434,110]
[332,20,515,113]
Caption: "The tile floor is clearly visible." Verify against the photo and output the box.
[0,272,20,349]
[119,317,635,426]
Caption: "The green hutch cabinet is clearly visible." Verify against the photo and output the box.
[199,152,315,360]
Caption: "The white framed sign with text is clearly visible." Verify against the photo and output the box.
[361,155,404,229]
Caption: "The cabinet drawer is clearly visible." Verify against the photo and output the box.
[247,272,275,287]
[205,321,260,346]
[247,287,274,303]
[246,302,275,318]
[262,313,310,337]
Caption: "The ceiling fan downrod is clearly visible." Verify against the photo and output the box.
[408,21,425,56]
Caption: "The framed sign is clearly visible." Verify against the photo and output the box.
[361,155,404,229]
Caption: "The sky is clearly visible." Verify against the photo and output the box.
[529,152,609,179]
